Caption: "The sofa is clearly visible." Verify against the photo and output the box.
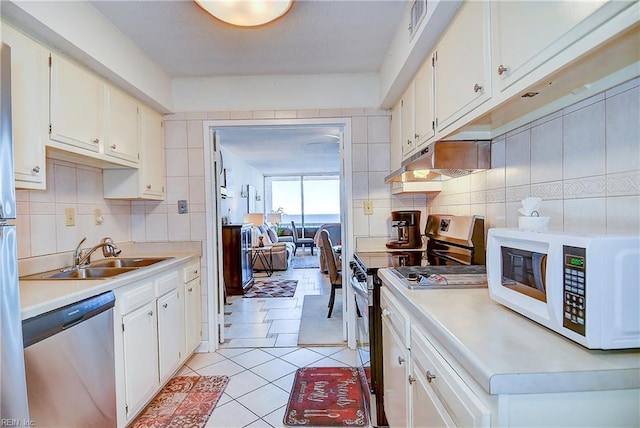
[253,225,295,271]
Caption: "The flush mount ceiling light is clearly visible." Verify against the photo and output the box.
[194,0,293,27]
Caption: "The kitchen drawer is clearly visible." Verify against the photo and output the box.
[381,287,410,347]
[411,325,490,428]
[118,281,154,315]
[155,271,179,297]
[183,263,200,283]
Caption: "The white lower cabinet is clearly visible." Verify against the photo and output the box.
[122,296,159,418]
[156,271,183,383]
[183,263,202,355]
[381,287,490,428]
[115,260,201,426]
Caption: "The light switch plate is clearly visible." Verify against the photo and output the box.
[65,207,75,226]
[364,200,374,215]
[178,200,188,214]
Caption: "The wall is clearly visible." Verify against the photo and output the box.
[15,159,131,259]
[219,147,265,224]
[428,77,640,235]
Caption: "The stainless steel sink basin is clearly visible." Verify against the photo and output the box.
[21,267,137,280]
[89,257,173,268]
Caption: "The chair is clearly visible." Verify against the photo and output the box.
[320,229,342,318]
[290,221,315,256]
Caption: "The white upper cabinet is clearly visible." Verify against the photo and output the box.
[491,1,632,94]
[434,0,491,133]
[2,24,48,190]
[400,84,415,158]
[105,84,140,164]
[49,53,104,153]
[390,100,402,172]
[413,58,435,148]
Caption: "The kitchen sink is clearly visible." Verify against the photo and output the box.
[21,267,137,280]
[20,257,174,281]
[89,257,173,268]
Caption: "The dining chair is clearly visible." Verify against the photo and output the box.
[290,221,315,255]
[320,229,342,318]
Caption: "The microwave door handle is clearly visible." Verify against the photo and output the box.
[532,253,546,293]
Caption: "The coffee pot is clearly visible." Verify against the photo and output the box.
[386,210,422,249]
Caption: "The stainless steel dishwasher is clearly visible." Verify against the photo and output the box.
[22,291,117,427]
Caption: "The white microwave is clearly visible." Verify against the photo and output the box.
[487,228,640,350]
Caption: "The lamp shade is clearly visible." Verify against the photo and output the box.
[243,213,264,227]
[266,213,282,224]
[194,0,293,27]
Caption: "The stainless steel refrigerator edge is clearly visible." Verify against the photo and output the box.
[0,42,30,421]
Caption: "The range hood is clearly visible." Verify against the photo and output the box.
[385,140,491,184]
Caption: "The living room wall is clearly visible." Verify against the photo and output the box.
[219,147,264,224]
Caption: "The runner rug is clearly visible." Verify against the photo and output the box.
[130,375,229,428]
[244,279,298,298]
[283,367,368,427]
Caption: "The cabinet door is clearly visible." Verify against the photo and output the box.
[122,302,158,417]
[184,277,202,354]
[157,289,183,382]
[49,53,104,152]
[412,366,456,428]
[435,1,491,132]
[140,106,165,199]
[2,25,48,190]
[491,0,629,93]
[105,85,139,164]
[414,57,435,147]
[390,100,402,172]
[382,317,410,428]
[400,84,415,159]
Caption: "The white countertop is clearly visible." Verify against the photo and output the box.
[378,268,640,396]
[19,244,201,320]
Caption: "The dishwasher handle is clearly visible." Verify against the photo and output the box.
[22,291,115,348]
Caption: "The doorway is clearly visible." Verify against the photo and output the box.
[202,118,356,351]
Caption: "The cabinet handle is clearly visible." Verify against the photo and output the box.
[194,270,198,275]
[497,64,508,75]
[148,310,153,316]
[92,138,99,144]
[414,133,419,139]
[473,83,482,93]
[188,287,193,292]
[382,309,390,317]
[163,303,168,308]
[110,144,117,150]
[425,370,437,383]
[408,375,416,385]
[406,139,412,146]
[32,166,40,174]
[398,356,405,365]
[146,184,152,190]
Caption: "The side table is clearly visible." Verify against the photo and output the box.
[251,246,273,277]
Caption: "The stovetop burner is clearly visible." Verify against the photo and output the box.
[390,265,487,289]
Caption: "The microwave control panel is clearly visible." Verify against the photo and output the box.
[563,245,586,336]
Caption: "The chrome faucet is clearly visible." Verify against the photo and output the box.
[74,237,122,267]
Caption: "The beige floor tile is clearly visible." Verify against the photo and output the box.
[224,370,270,399]
[328,348,359,366]
[263,405,287,428]
[264,308,302,320]
[196,358,246,377]
[269,319,300,334]
[307,357,350,368]
[272,372,296,392]
[232,348,276,369]
[186,351,228,371]
[222,337,277,348]
[250,358,298,382]
[279,348,324,368]
[261,347,298,357]
[274,333,299,347]
[236,383,291,418]
[225,323,272,339]
[205,399,259,428]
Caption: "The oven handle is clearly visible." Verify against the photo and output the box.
[350,275,372,306]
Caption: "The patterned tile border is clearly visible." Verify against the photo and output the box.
[606,170,640,197]
[531,181,563,200]
[563,176,606,199]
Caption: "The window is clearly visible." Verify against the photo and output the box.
[266,175,340,230]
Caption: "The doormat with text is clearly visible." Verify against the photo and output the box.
[131,375,228,428]
[283,367,368,427]
[244,279,298,298]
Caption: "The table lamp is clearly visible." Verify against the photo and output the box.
[243,213,265,246]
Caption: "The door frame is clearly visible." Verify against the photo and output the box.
[202,117,355,350]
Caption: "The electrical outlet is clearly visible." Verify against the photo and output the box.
[364,200,374,215]
[178,200,188,214]
[65,207,75,226]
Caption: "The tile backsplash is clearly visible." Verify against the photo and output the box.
[428,77,640,236]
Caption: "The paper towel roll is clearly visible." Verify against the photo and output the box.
[518,216,550,231]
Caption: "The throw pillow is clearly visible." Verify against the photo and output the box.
[266,227,278,243]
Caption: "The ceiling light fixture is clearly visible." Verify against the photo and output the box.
[194,0,293,27]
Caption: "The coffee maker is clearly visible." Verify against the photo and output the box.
[386,210,422,249]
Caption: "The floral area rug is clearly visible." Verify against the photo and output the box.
[244,279,298,298]
[283,367,368,427]
[131,375,229,428]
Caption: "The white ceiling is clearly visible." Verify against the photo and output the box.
[88,0,407,175]
[217,125,343,175]
[89,0,407,78]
